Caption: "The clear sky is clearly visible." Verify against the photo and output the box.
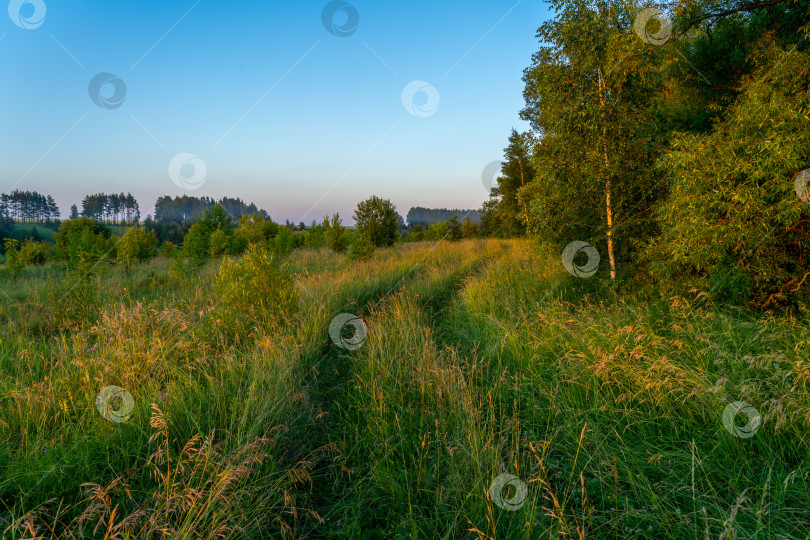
[1,0,549,223]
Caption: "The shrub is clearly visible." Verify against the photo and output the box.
[168,253,189,284]
[348,233,375,261]
[20,239,50,265]
[646,46,810,305]
[305,225,325,248]
[427,221,450,241]
[182,223,210,263]
[2,238,50,277]
[461,216,479,238]
[213,245,299,337]
[354,195,400,247]
[323,213,348,253]
[447,214,462,242]
[161,241,177,258]
[273,227,294,258]
[53,217,113,266]
[198,203,234,234]
[233,212,279,253]
[406,225,426,242]
[117,227,158,274]
[3,239,24,278]
[208,227,231,258]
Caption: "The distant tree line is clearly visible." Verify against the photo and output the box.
[2,192,493,277]
[406,207,480,228]
[146,195,269,245]
[153,195,264,224]
[81,193,140,224]
[1,190,60,222]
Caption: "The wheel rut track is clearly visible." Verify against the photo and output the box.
[291,244,505,538]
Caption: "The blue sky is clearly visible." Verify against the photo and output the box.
[1,0,549,223]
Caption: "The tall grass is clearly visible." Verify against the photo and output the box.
[302,240,810,538]
[1,239,808,538]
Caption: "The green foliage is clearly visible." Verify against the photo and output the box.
[646,44,810,305]
[405,207,480,228]
[323,213,348,253]
[208,227,231,258]
[519,0,663,261]
[485,129,535,237]
[23,239,49,265]
[213,244,299,337]
[182,222,210,264]
[161,241,177,258]
[348,233,375,261]
[233,212,279,253]
[353,195,400,247]
[273,227,295,258]
[304,225,325,248]
[447,214,462,242]
[479,198,499,238]
[197,203,234,234]
[116,227,157,273]
[80,192,140,224]
[512,0,810,293]
[427,221,450,241]
[53,217,113,266]
[406,225,426,242]
[3,239,24,278]
[168,252,189,284]
[461,216,479,238]
[4,238,50,275]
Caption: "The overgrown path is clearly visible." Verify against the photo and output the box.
[284,240,505,537]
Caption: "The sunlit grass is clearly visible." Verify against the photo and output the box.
[1,239,808,538]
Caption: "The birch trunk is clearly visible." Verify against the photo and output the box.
[597,66,617,281]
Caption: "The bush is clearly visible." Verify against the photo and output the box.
[273,227,294,258]
[406,225,426,242]
[323,213,348,253]
[304,225,325,248]
[646,46,810,305]
[213,245,299,337]
[181,204,237,262]
[161,241,177,258]
[209,227,231,258]
[447,214,462,242]
[117,227,157,274]
[233,212,279,253]
[20,239,50,265]
[354,195,400,247]
[2,238,50,277]
[182,223,210,263]
[168,253,189,284]
[53,217,113,266]
[348,233,375,261]
[3,239,24,278]
[198,203,234,234]
[461,217,479,238]
[427,221,450,241]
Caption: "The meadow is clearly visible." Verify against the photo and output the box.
[1,238,809,539]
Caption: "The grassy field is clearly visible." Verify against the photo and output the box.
[1,239,808,539]
[3,223,130,245]
[4,223,59,243]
